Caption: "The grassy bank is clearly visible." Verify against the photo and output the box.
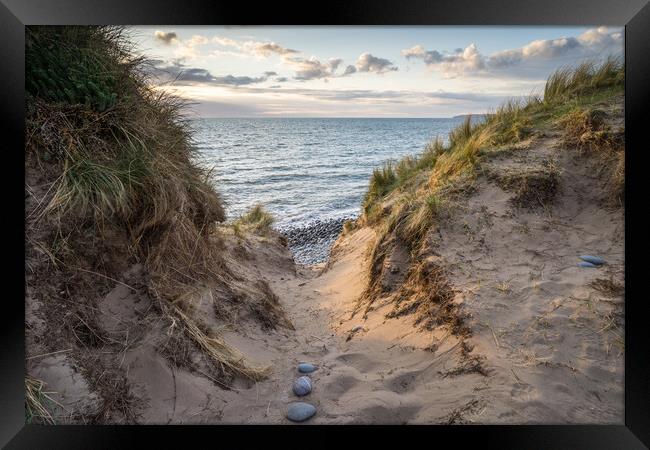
[356,57,624,328]
[25,27,278,420]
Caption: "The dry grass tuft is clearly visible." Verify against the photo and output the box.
[559,109,623,153]
[234,204,274,235]
[589,277,624,297]
[171,306,271,381]
[490,161,561,209]
[25,376,56,424]
[387,259,466,334]
[250,280,295,331]
[559,108,624,203]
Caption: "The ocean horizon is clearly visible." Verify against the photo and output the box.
[191,116,476,231]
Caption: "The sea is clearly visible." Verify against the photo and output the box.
[190,117,470,263]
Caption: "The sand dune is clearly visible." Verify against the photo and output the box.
[26,101,624,426]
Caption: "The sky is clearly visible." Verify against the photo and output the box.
[128,26,623,118]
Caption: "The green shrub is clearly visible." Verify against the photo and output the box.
[26,27,135,112]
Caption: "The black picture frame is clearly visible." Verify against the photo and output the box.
[2,0,649,447]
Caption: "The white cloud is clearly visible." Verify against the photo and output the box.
[145,59,277,86]
[212,36,239,47]
[403,43,485,77]
[404,27,623,76]
[329,58,343,72]
[578,26,622,46]
[355,53,398,74]
[401,45,426,58]
[243,41,299,58]
[154,30,178,45]
[186,35,209,47]
[284,56,341,80]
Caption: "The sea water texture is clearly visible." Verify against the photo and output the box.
[192,117,469,264]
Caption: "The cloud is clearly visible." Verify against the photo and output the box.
[156,34,399,82]
[578,26,622,46]
[284,52,397,80]
[245,41,299,57]
[328,58,343,72]
[165,34,294,61]
[289,57,335,80]
[186,35,209,47]
[282,56,347,81]
[154,31,178,45]
[211,85,502,104]
[355,53,398,73]
[489,28,622,69]
[145,60,275,86]
[403,27,623,77]
[402,43,485,77]
[279,52,395,81]
[212,36,239,47]
[401,45,425,58]
[173,34,214,59]
[402,45,448,65]
[343,65,357,76]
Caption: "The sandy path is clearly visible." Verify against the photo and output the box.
[212,228,486,424]
[214,134,623,425]
[28,128,624,425]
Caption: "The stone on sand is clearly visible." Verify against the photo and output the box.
[287,402,316,422]
[578,261,598,268]
[293,376,312,396]
[579,255,605,265]
[298,362,316,373]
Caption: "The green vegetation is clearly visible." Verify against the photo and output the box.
[26,27,129,112]
[357,57,624,318]
[543,56,623,104]
[25,377,55,424]
[361,57,623,236]
[25,26,269,384]
[234,204,275,234]
[26,26,225,298]
[558,107,625,202]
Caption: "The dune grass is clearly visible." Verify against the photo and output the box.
[357,56,624,316]
[25,377,56,424]
[544,56,623,104]
[234,204,275,234]
[558,107,624,203]
[25,26,269,383]
[361,56,623,234]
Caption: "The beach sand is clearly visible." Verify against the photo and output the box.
[26,109,624,426]
[27,132,623,424]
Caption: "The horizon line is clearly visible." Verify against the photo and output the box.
[189,114,488,120]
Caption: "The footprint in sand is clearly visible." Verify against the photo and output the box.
[322,374,360,396]
[335,352,381,372]
[385,370,419,394]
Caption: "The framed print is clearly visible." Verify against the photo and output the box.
[1,0,649,447]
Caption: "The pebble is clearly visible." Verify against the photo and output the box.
[278,216,357,265]
[351,325,363,333]
[579,255,606,265]
[298,363,316,373]
[286,402,317,422]
[293,376,312,396]
[578,261,598,268]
